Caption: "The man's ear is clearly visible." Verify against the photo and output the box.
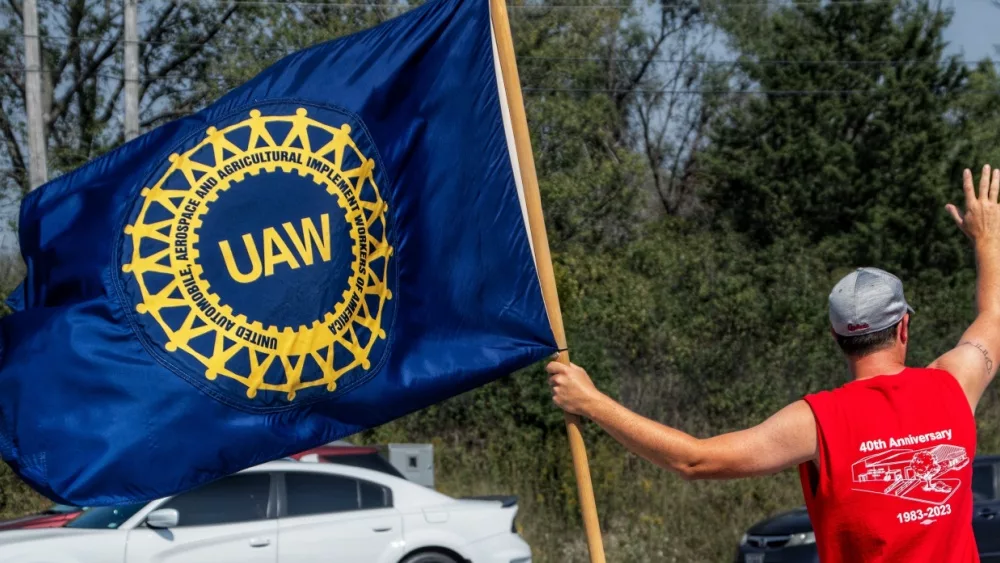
[899,315,909,346]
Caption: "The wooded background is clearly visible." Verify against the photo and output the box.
[2,1,1000,560]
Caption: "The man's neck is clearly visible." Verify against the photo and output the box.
[848,351,907,381]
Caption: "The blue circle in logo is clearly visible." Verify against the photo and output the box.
[196,171,355,330]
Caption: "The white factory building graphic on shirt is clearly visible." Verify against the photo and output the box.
[851,444,970,505]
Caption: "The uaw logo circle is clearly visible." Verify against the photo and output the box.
[119,104,396,409]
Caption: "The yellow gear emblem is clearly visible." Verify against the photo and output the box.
[122,108,393,401]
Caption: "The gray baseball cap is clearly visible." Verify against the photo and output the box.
[829,267,914,337]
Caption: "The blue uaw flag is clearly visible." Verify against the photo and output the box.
[1,0,556,506]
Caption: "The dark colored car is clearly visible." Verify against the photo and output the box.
[735,507,818,563]
[735,455,1000,562]
[0,504,83,531]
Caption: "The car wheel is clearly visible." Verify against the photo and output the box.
[400,550,461,563]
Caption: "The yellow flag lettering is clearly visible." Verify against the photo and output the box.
[219,234,263,284]
[262,227,301,277]
[220,213,333,283]
[283,214,332,266]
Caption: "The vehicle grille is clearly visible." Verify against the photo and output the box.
[745,535,790,549]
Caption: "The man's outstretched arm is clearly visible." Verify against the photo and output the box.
[547,362,818,480]
[931,165,1000,411]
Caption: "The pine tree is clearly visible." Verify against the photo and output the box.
[703,0,969,277]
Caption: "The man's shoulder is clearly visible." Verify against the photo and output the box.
[800,369,936,411]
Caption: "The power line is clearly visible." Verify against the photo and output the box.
[0,67,124,80]
[2,39,998,67]
[2,66,998,96]
[522,87,1000,95]
[2,32,117,42]
[521,56,1000,66]
[5,30,999,67]
[183,0,1000,8]
[0,0,934,17]
[184,0,909,8]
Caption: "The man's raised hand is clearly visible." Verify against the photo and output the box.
[946,165,1000,243]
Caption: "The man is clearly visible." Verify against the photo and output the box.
[548,165,1000,562]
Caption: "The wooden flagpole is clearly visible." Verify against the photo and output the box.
[489,1,607,561]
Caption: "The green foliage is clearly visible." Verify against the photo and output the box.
[0,253,41,516]
[703,0,970,278]
[4,1,1000,561]
[955,62,1000,170]
[0,252,23,318]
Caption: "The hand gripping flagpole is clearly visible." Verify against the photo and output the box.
[489,1,607,561]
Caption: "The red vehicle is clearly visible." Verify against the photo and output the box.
[288,444,407,480]
[0,504,82,531]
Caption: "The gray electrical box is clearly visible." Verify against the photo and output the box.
[380,443,434,489]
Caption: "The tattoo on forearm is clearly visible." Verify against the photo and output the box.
[960,341,994,375]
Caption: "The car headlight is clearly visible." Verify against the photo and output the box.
[739,534,748,546]
[785,532,815,546]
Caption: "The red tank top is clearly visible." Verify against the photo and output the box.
[798,367,979,563]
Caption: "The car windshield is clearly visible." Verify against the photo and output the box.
[65,504,146,530]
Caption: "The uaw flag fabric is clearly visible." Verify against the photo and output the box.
[0,0,556,506]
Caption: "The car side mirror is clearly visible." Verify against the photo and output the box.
[145,508,179,529]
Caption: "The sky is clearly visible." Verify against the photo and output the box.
[943,0,998,61]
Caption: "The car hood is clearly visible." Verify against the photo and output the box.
[747,507,813,535]
[0,528,110,546]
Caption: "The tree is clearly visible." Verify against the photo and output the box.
[0,251,23,317]
[702,0,970,278]
[954,61,1000,171]
[0,0,262,200]
[511,1,713,245]
[204,1,714,251]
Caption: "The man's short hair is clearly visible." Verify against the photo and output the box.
[835,321,900,357]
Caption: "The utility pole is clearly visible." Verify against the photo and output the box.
[22,0,48,190]
[123,0,140,141]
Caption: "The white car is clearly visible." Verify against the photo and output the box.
[0,460,531,563]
